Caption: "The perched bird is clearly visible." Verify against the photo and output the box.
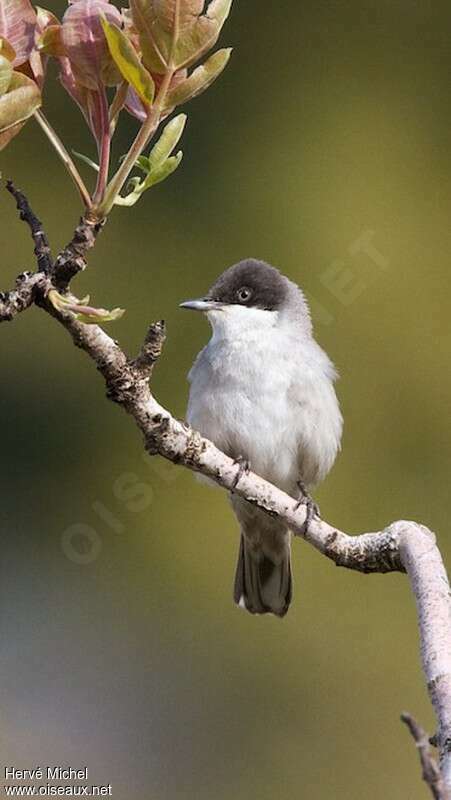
[181,259,342,617]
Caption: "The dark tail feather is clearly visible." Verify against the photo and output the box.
[233,534,292,617]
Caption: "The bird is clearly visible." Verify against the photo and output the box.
[180,259,343,617]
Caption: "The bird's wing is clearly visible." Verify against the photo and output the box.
[288,339,343,489]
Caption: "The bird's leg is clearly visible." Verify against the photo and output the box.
[294,480,320,536]
[231,455,251,490]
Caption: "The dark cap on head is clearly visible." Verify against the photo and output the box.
[206,258,289,311]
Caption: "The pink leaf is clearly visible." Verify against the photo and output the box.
[61,0,121,90]
[130,0,232,73]
[59,55,92,125]
[0,0,37,67]
[124,84,147,122]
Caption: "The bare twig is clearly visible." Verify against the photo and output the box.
[133,320,167,377]
[2,186,451,793]
[50,216,106,292]
[401,712,450,800]
[6,181,52,273]
[0,271,50,322]
[1,184,105,314]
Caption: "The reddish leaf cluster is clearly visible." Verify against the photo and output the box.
[0,0,233,213]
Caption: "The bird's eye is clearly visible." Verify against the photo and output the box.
[237,287,252,303]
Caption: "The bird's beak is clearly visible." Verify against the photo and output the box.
[179,298,223,312]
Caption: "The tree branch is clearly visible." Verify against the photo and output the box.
[51,215,106,291]
[2,185,451,792]
[0,271,50,322]
[133,320,167,377]
[401,712,450,800]
[0,183,105,323]
[6,181,52,273]
[401,538,451,789]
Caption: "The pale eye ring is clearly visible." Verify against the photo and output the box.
[237,286,252,303]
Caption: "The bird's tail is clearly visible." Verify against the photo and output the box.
[233,532,292,617]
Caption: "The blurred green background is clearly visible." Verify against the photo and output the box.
[1,1,451,798]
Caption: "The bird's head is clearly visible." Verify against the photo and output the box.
[180,258,312,338]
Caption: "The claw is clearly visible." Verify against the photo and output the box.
[231,455,251,490]
[293,480,320,536]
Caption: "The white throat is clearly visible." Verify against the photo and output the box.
[206,305,279,344]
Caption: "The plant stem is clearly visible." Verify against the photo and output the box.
[92,90,111,206]
[94,72,173,219]
[109,81,128,136]
[94,0,181,219]
[33,110,92,210]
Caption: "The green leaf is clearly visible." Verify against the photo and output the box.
[0,53,13,96]
[0,37,17,63]
[48,289,125,325]
[101,16,154,106]
[145,151,183,186]
[115,151,183,206]
[0,71,41,150]
[72,150,100,173]
[114,114,186,207]
[146,113,187,172]
[117,153,150,171]
[135,155,150,172]
[119,151,183,205]
[165,47,231,109]
[73,306,125,324]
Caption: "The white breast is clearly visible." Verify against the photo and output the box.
[186,305,342,496]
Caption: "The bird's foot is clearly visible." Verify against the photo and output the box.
[231,456,251,490]
[294,481,320,536]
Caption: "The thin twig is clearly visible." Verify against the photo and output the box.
[51,217,106,291]
[4,182,104,294]
[401,713,450,800]
[34,110,92,210]
[5,181,52,273]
